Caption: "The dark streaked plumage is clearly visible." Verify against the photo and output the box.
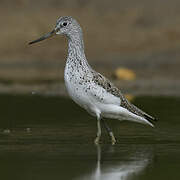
[92,71,156,123]
[29,16,157,145]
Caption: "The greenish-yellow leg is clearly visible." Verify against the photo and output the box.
[102,119,116,145]
[94,118,101,144]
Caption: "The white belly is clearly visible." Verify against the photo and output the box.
[64,69,152,126]
[64,70,120,118]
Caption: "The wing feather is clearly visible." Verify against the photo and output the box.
[92,71,157,122]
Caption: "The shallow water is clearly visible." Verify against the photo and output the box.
[0,94,179,180]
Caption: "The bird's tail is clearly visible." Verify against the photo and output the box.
[124,115,154,127]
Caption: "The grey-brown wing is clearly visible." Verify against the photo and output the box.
[92,71,156,122]
[121,97,157,122]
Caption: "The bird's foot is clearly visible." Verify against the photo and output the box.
[26,128,31,133]
[111,137,116,145]
[3,129,11,134]
[110,132,116,145]
[94,136,101,145]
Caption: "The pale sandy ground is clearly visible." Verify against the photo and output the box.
[0,0,180,96]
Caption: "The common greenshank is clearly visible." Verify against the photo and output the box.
[29,16,156,145]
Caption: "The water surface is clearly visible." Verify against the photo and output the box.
[0,94,179,180]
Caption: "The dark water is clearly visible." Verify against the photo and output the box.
[0,94,179,180]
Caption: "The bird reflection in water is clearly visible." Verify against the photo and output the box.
[79,145,153,180]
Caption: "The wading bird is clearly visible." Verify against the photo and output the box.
[29,16,156,145]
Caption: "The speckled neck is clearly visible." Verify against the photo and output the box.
[68,31,84,52]
[66,31,90,68]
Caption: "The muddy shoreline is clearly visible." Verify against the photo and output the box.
[1,0,180,97]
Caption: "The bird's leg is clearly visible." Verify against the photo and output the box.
[94,117,101,145]
[102,119,116,145]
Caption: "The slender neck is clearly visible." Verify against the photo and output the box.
[67,31,87,62]
[68,32,84,51]
[66,30,92,72]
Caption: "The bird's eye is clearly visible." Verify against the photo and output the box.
[63,22,67,26]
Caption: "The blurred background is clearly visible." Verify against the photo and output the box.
[1,2,180,180]
[1,0,180,96]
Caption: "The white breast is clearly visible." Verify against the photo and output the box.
[64,64,93,111]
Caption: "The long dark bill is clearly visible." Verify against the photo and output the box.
[28,29,56,45]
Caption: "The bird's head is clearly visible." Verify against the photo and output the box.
[29,16,82,45]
